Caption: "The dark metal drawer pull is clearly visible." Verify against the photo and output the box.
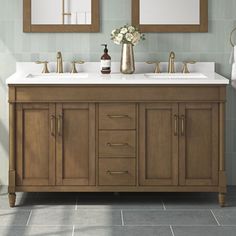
[107,171,129,175]
[107,143,129,147]
[107,115,129,118]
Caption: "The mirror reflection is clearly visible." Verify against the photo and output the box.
[32,0,92,25]
[140,0,200,25]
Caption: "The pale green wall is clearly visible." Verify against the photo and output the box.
[0,0,236,185]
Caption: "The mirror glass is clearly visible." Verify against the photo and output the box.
[31,0,91,25]
[132,0,207,32]
[140,0,200,25]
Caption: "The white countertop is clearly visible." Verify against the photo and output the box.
[6,62,229,85]
[6,72,229,85]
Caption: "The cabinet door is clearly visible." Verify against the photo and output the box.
[179,103,219,186]
[16,104,56,186]
[56,103,95,186]
[139,103,179,186]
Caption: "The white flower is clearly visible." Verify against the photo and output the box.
[120,27,128,34]
[128,26,135,33]
[113,33,124,45]
[111,25,144,46]
[125,33,134,42]
[131,31,141,45]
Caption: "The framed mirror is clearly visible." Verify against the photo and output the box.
[23,0,99,32]
[132,0,208,32]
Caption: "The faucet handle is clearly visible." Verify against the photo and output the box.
[71,60,85,73]
[146,61,161,73]
[182,60,196,73]
[35,61,50,73]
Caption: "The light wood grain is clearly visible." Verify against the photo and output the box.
[23,0,100,32]
[56,103,96,186]
[99,158,136,186]
[139,103,179,186]
[179,103,219,186]
[99,131,136,158]
[99,103,136,130]
[16,104,56,186]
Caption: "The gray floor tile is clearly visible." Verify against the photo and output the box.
[123,210,217,226]
[0,226,73,236]
[28,209,75,226]
[163,197,221,209]
[26,198,76,210]
[212,209,236,225]
[28,209,122,226]
[76,201,163,210]
[173,226,236,236]
[75,226,172,236]
[73,210,122,226]
[0,210,31,226]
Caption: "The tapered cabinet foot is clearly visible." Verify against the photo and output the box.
[8,193,16,208]
[219,193,226,207]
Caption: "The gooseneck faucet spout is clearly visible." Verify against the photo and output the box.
[56,51,63,73]
[168,51,175,73]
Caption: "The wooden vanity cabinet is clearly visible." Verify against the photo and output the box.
[8,85,227,207]
[179,103,219,186]
[16,104,56,186]
[139,103,179,186]
[15,103,95,187]
[56,103,96,186]
[139,102,220,187]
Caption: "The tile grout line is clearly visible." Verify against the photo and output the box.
[121,210,125,226]
[162,200,167,210]
[170,225,175,236]
[210,209,221,226]
[71,225,75,236]
[26,210,32,226]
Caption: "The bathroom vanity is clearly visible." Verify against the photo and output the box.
[6,62,229,207]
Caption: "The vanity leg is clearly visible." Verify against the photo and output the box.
[219,193,226,207]
[8,193,16,208]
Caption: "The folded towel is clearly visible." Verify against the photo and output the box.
[230,46,236,80]
[71,12,77,24]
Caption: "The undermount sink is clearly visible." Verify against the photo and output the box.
[144,73,207,79]
[26,73,89,79]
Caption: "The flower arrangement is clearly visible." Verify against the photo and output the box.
[111,24,145,46]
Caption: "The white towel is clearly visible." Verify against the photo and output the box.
[230,46,236,80]
[71,12,77,24]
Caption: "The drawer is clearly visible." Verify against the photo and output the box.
[99,158,136,186]
[99,104,136,130]
[99,131,136,157]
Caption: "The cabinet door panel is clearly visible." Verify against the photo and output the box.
[56,103,95,186]
[139,103,178,186]
[16,104,55,186]
[179,103,219,186]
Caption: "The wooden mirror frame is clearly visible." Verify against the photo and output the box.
[23,0,100,33]
[132,0,208,33]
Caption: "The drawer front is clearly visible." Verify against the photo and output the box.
[99,104,136,130]
[99,131,136,157]
[99,159,136,186]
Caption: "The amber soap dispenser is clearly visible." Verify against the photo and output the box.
[101,44,111,74]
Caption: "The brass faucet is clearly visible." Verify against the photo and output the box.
[56,51,63,73]
[168,51,175,73]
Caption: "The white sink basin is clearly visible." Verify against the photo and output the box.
[26,73,89,79]
[144,73,207,79]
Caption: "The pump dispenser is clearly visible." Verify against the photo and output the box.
[101,44,111,74]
